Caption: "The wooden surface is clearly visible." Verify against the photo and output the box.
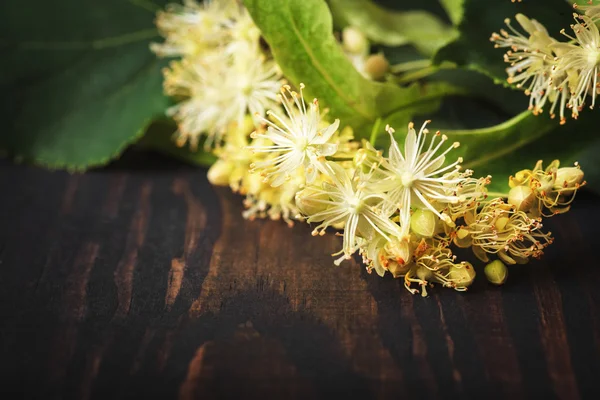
[1,152,600,400]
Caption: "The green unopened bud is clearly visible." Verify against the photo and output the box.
[364,54,389,80]
[342,26,369,55]
[411,209,437,238]
[448,262,476,288]
[555,166,584,194]
[508,185,535,212]
[207,160,233,186]
[295,186,329,216]
[484,260,508,285]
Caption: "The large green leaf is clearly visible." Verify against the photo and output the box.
[0,0,170,170]
[328,0,457,56]
[243,0,449,135]
[433,0,573,84]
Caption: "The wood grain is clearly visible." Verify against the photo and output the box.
[1,153,600,399]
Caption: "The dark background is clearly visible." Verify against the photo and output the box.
[1,151,599,399]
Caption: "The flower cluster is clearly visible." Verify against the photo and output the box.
[152,1,389,150]
[490,3,600,123]
[152,2,586,296]
[152,0,282,149]
[152,1,390,223]
[507,159,586,217]
[205,83,585,296]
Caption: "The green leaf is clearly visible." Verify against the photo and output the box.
[243,0,444,135]
[327,0,457,56]
[433,0,572,84]
[439,0,465,26]
[0,0,171,170]
[137,120,217,167]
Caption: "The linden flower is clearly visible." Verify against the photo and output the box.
[207,116,304,225]
[242,172,303,226]
[442,171,490,221]
[509,160,586,217]
[151,0,259,57]
[574,1,600,22]
[377,122,464,235]
[360,234,415,277]
[464,198,553,265]
[558,15,600,115]
[299,161,402,264]
[404,245,474,296]
[249,84,340,187]
[207,116,256,192]
[163,48,282,149]
[490,14,570,122]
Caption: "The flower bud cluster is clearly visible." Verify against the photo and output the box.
[151,0,282,149]
[508,159,586,217]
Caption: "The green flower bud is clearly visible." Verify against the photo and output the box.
[410,209,437,238]
[484,260,508,285]
[295,186,329,216]
[342,27,369,55]
[448,262,476,288]
[207,160,233,186]
[364,54,390,80]
[508,185,535,212]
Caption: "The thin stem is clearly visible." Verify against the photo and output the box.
[391,61,457,85]
[390,59,431,74]
[369,118,382,146]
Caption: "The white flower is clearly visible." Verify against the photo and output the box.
[300,161,402,264]
[574,1,600,23]
[377,122,466,235]
[490,14,571,123]
[151,0,259,57]
[558,15,600,116]
[163,46,282,149]
[249,84,340,187]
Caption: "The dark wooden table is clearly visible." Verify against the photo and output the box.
[1,152,599,400]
